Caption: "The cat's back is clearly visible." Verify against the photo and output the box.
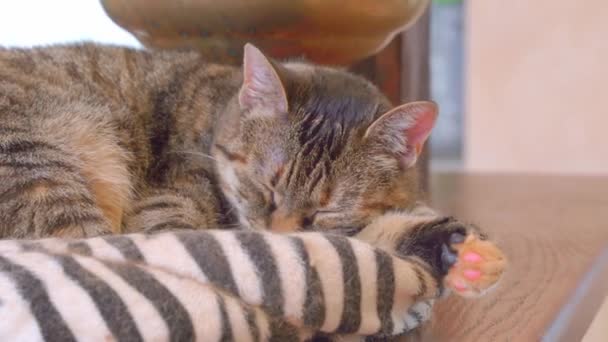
[0,42,241,136]
[0,44,240,238]
[0,43,209,102]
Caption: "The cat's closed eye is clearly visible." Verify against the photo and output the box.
[302,210,340,229]
[309,210,343,226]
[301,215,314,228]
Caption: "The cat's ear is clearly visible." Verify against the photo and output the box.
[238,43,288,114]
[364,101,438,168]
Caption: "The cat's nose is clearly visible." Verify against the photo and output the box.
[270,209,301,232]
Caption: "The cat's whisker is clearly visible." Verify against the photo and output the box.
[168,150,219,162]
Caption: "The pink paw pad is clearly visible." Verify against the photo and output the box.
[463,252,482,263]
[452,279,468,292]
[463,269,481,280]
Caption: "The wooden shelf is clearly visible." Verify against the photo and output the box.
[418,173,608,341]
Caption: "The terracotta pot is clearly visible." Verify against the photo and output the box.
[101,0,429,65]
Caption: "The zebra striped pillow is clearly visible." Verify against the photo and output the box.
[0,230,440,341]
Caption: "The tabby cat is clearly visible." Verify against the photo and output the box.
[0,43,431,238]
[0,42,506,340]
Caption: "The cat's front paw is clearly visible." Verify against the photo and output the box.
[441,229,507,298]
[357,212,507,299]
[394,216,507,298]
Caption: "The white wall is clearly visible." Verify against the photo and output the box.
[466,0,608,175]
[0,1,139,47]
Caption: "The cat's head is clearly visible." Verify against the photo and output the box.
[213,44,437,234]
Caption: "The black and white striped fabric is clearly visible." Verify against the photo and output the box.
[0,230,438,341]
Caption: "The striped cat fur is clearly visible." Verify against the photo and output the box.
[0,228,443,342]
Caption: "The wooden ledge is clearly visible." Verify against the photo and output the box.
[420,173,608,341]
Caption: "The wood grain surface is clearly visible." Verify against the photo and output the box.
[418,173,608,341]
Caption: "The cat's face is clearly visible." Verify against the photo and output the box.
[213,44,437,234]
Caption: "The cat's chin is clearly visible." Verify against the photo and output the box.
[324,226,365,237]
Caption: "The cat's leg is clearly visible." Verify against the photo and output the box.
[124,176,226,233]
[358,207,507,298]
[0,106,131,238]
[351,206,507,339]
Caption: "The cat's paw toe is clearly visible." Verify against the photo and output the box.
[404,299,434,331]
[444,233,507,298]
[389,299,435,336]
[440,231,465,270]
